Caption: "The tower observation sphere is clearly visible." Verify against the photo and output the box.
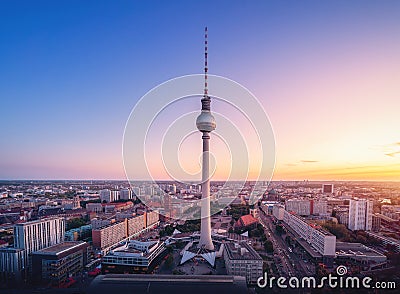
[196,109,216,132]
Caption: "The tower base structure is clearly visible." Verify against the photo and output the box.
[180,235,224,267]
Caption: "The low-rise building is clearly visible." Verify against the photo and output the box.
[366,232,400,252]
[235,214,258,230]
[223,241,263,285]
[381,205,400,221]
[31,241,89,285]
[336,242,387,269]
[102,240,165,273]
[86,203,103,213]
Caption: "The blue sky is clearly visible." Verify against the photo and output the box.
[1,1,399,180]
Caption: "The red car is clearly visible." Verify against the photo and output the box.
[59,277,76,288]
[88,268,101,277]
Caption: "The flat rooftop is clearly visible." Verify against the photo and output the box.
[283,224,323,258]
[290,214,333,236]
[374,213,397,222]
[88,274,248,294]
[33,241,86,255]
[367,231,400,245]
[336,242,386,257]
[14,216,63,226]
[224,242,262,261]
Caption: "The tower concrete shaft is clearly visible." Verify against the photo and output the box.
[198,132,214,250]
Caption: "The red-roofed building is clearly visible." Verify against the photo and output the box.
[235,214,258,230]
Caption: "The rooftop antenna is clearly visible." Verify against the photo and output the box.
[201,26,211,111]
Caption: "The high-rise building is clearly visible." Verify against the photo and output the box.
[14,217,65,254]
[348,199,373,231]
[335,208,349,227]
[1,217,65,283]
[120,188,134,200]
[100,189,120,203]
[72,195,81,209]
[168,184,177,194]
[132,187,141,197]
[11,217,65,273]
[164,193,171,219]
[322,184,334,194]
[272,204,285,220]
[372,214,381,232]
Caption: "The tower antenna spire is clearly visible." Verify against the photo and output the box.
[204,26,208,97]
[201,27,211,111]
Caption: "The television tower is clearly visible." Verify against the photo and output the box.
[196,27,216,250]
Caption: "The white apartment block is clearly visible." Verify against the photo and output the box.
[348,199,373,231]
[283,211,336,256]
[100,189,120,203]
[272,204,285,220]
[285,199,311,216]
[13,217,65,270]
[335,209,349,227]
[14,217,65,254]
[120,188,134,200]
[312,200,328,215]
[92,211,160,252]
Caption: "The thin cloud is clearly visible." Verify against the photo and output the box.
[285,163,298,166]
[385,151,400,157]
[372,141,400,157]
[300,160,319,163]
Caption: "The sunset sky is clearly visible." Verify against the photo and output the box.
[1,1,399,181]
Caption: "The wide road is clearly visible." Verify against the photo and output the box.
[257,210,296,277]
[258,209,314,277]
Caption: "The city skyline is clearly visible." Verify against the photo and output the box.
[1,1,400,181]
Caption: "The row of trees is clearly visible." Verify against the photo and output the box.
[159,220,202,238]
[66,217,87,230]
[322,221,382,245]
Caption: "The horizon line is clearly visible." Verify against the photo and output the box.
[1,178,400,183]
